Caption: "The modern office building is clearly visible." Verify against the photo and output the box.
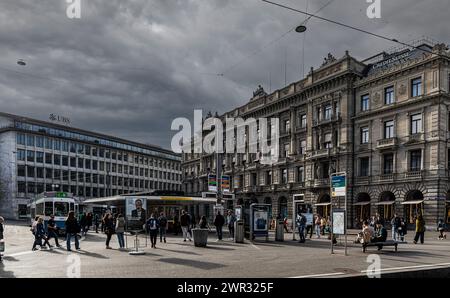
[182,40,450,228]
[0,112,182,219]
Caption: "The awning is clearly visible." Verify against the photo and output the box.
[315,202,331,206]
[353,201,371,206]
[374,201,395,206]
[401,200,424,205]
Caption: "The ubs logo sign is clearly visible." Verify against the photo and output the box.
[49,114,71,125]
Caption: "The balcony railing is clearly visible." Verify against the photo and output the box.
[379,173,394,181]
[404,170,423,179]
[313,178,330,188]
[406,133,424,143]
[377,138,397,149]
[312,114,341,127]
[311,148,329,158]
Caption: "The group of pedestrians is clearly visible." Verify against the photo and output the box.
[30,215,62,251]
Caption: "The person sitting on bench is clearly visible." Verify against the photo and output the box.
[371,222,388,250]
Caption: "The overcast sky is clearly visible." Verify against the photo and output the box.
[0,0,448,149]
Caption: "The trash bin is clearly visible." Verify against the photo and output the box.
[275,219,284,241]
[192,228,209,247]
[234,220,244,243]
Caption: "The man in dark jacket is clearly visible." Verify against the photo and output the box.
[214,211,225,240]
[47,215,61,247]
[65,211,80,251]
[180,210,192,241]
[158,212,168,243]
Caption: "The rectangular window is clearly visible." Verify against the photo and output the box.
[360,157,369,177]
[36,136,44,148]
[284,143,290,158]
[324,133,333,149]
[27,151,35,162]
[299,140,306,155]
[54,140,61,151]
[36,152,44,163]
[62,141,69,152]
[412,77,422,97]
[411,113,422,134]
[361,127,369,144]
[45,153,52,164]
[70,157,76,168]
[70,142,76,153]
[384,120,394,139]
[17,165,26,177]
[45,168,52,179]
[281,169,288,184]
[62,170,68,181]
[62,156,68,166]
[297,166,304,182]
[85,159,91,170]
[92,160,98,170]
[45,138,52,149]
[78,158,84,169]
[17,133,26,145]
[410,150,422,171]
[324,104,332,120]
[27,135,35,146]
[383,154,394,174]
[99,148,105,158]
[301,114,307,128]
[77,143,84,154]
[36,168,44,179]
[285,120,290,133]
[54,169,61,180]
[17,149,26,161]
[361,94,370,111]
[53,154,61,166]
[27,166,35,178]
[385,86,394,105]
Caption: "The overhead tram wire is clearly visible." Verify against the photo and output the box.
[261,0,449,59]
[218,0,336,77]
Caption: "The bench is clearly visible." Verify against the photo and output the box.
[362,240,407,253]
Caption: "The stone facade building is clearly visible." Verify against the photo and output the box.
[182,41,450,229]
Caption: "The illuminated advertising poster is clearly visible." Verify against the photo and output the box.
[126,198,147,231]
[221,175,230,193]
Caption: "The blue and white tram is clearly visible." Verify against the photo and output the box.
[27,192,78,234]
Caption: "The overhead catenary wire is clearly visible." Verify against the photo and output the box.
[261,0,449,59]
[219,0,336,77]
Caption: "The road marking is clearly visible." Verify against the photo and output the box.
[360,262,450,273]
[5,236,86,258]
[250,243,261,250]
[290,272,346,278]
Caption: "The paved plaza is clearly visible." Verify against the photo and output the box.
[1,221,450,278]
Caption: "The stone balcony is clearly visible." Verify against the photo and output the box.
[312,114,341,127]
[404,170,423,179]
[313,178,330,188]
[376,138,398,149]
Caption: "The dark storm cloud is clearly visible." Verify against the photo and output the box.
[0,0,448,148]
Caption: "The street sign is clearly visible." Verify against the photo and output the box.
[331,173,346,197]
[208,174,217,192]
[221,175,230,193]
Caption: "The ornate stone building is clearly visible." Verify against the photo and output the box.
[182,41,450,229]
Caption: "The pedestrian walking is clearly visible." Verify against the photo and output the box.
[158,212,168,243]
[115,214,126,250]
[227,210,236,239]
[103,213,115,249]
[314,215,321,238]
[413,214,426,244]
[79,213,87,236]
[391,213,401,241]
[296,213,307,243]
[94,214,100,233]
[65,211,80,251]
[47,215,61,248]
[437,219,446,240]
[146,213,159,248]
[32,217,51,250]
[180,210,192,242]
[214,211,225,241]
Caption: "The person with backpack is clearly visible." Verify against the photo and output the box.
[65,211,80,251]
[296,213,307,243]
[146,213,159,248]
[158,212,168,243]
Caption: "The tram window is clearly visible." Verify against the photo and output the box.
[36,203,44,215]
[70,203,74,212]
[44,202,53,216]
[54,202,69,217]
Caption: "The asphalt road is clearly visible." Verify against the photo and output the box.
[1,222,450,278]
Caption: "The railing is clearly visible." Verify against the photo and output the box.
[312,114,341,126]
[404,170,423,179]
[313,178,330,188]
[407,133,424,143]
[377,138,397,148]
[379,173,394,181]
[311,148,329,158]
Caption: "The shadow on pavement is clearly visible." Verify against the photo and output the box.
[161,248,200,256]
[157,257,224,270]
[76,250,109,259]
[0,262,15,278]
